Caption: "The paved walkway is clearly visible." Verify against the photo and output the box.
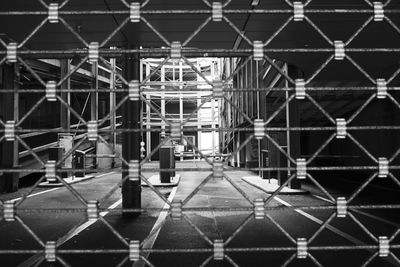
[0,161,398,266]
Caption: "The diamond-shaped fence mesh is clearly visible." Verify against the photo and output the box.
[0,0,400,266]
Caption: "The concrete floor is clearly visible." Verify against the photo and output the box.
[0,162,399,266]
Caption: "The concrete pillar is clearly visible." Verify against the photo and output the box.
[0,63,19,192]
[122,50,141,218]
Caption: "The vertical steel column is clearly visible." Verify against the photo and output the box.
[60,60,71,131]
[178,62,184,161]
[179,61,183,125]
[239,62,245,166]
[234,65,240,167]
[139,61,144,160]
[91,62,99,169]
[285,63,291,180]
[122,50,141,218]
[161,66,166,136]
[58,60,71,178]
[258,61,268,179]
[91,62,99,121]
[13,65,19,173]
[197,96,202,160]
[285,65,301,189]
[196,61,202,160]
[211,97,216,157]
[239,66,243,124]
[218,58,223,154]
[255,60,261,177]
[224,59,231,159]
[244,60,249,117]
[110,52,117,166]
[146,92,151,159]
[211,61,216,157]
[0,62,19,192]
[145,63,151,160]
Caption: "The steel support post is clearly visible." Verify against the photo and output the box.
[197,96,202,160]
[122,50,141,218]
[91,62,99,169]
[60,60,71,178]
[60,60,71,131]
[218,59,223,155]
[91,62,99,122]
[258,61,268,179]
[211,60,216,157]
[239,65,246,167]
[249,59,254,118]
[161,66,165,136]
[179,94,183,161]
[0,62,19,192]
[13,65,19,175]
[145,63,151,160]
[244,60,249,117]
[179,62,184,159]
[284,64,302,189]
[239,67,243,125]
[254,60,261,177]
[234,69,239,167]
[110,51,117,167]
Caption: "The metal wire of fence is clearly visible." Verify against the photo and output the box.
[0,0,399,266]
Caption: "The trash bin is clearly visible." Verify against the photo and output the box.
[74,150,85,177]
[159,139,175,183]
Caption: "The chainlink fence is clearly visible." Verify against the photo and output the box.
[0,0,400,266]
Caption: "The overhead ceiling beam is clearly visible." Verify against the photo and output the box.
[232,0,259,49]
